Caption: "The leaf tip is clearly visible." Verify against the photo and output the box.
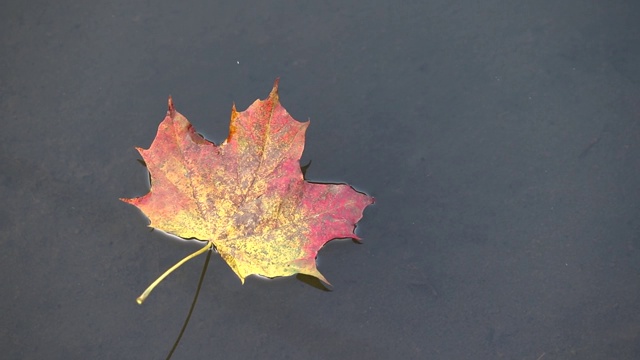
[167,96,176,117]
[315,272,332,287]
[134,146,146,156]
[302,266,331,287]
[227,103,239,142]
[230,103,238,120]
[269,78,280,101]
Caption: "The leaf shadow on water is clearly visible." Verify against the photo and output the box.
[165,249,213,360]
[295,273,331,291]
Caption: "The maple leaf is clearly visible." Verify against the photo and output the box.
[122,80,374,304]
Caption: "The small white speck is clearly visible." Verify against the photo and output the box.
[237,60,240,65]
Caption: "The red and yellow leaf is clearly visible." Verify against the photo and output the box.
[122,81,373,303]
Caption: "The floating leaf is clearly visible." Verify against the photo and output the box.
[122,80,374,304]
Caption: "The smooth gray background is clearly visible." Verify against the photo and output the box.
[2,1,640,359]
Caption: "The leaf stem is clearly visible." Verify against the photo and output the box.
[137,242,213,304]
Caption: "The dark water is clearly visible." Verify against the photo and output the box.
[2,1,640,359]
